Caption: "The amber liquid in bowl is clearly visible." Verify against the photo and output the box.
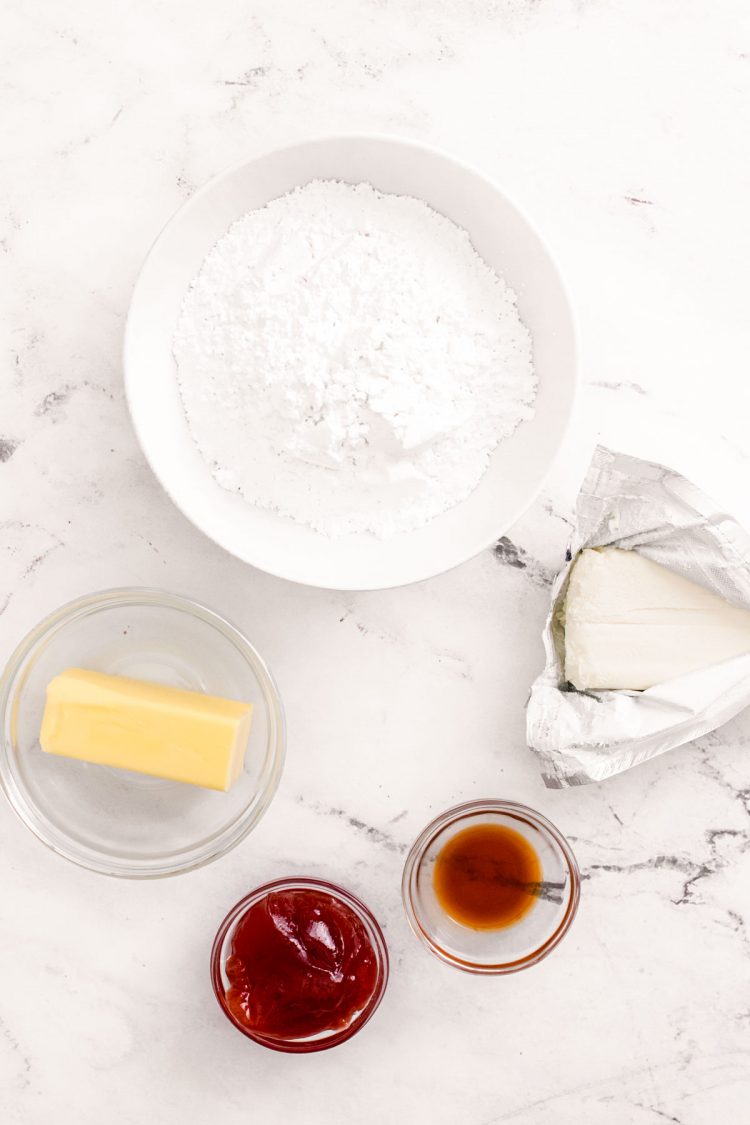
[433,823,542,930]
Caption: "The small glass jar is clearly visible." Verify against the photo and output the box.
[402,799,580,974]
[210,878,389,1053]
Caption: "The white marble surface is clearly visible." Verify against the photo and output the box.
[3,1,750,1121]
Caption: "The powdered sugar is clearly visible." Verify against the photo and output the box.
[173,180,536,538]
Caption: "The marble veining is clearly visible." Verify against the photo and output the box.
[3,0,750,1122]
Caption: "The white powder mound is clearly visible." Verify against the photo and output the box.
[173,180,536,538]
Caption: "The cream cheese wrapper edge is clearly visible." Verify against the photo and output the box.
[526,445,750,787]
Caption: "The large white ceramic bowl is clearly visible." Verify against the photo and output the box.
[125,135,576,590]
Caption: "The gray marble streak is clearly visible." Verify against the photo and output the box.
[2,0,750,1122]
[493,536,555,587]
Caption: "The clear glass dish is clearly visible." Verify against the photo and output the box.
[210,877,389,1053]
[402,799,580,974]
[0,588,285,878]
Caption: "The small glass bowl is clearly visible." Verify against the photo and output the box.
[210,878,389,1053]
[402,800,580,974]
[0,588,285,878]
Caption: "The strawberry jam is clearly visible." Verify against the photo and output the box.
[224,886,380,1041]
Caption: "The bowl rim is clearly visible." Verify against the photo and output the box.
[210,876,390,1053]
[0,586,286,879]
[401,798,581,974]
[123,131,578,591]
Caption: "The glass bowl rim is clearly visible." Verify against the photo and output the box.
[0,586,286,879]
[401,798,581,975]
[210,876,390,1053]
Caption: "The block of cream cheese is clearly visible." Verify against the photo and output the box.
[564,548,750,690]
[40,668,253,791]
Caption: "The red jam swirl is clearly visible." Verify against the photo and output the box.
[224,888,379,1040]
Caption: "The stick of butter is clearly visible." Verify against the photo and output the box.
[564,548,750,691]
[40,668,253,791]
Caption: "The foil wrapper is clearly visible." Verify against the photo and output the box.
[527,446,750,787]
